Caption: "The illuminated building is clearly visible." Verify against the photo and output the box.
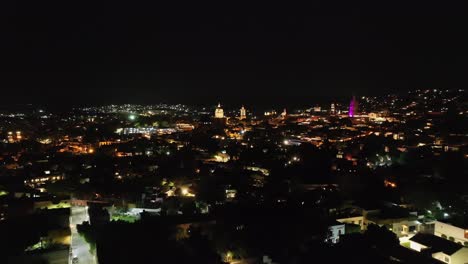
[434,221,468,245]
[408,234,468,263]
[214,103,224,118]
[281,108,287,118]
[240,106,246,120]
[349,96,358,117]
[25,175,65,187]
[225,189,237,201]
[116,127,177,135]
[176,123,195,131]
[15,131,22,141]
[327,221,345,244]
[213,152,230,162]
[6,131,23,143]
[7,131,13,143]
[330,103,336,114]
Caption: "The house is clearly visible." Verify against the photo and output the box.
[434,220,468,246]
[326,220,345,244]
[88,202,110,225]
[337,214,365,231]
[363,204,425,239]
[409,233,468,264]
[393,219,423,237]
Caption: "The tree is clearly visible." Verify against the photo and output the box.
[181,199,198,216]
[77,221,96,253]
[364,224,399,248]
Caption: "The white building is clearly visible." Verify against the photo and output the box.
[434,221,468,246]
[327,221,345,244]
[337,215,365,230]
[392,219,423,238]
[409,233,468,264]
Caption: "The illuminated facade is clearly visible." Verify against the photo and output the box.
[434,221,468,245]
[6,131,22,143]
[215,103,224,118]
[240,106,246,120]
[330,103,336,114]
[281,108,287,118]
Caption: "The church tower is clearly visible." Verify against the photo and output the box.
[215,103,224,118]
[240,106,246,120]
[281,108,287,119]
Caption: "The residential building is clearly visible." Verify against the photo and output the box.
[326,221,345,244]
[434,220,468,246]
[409,233,468,264]
[336,215,365,231]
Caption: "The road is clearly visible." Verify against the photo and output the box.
[70,206,97,264]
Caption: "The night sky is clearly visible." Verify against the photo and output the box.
[1,2,467,107]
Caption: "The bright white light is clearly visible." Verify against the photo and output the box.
[444,213,449,218]
[129,114,136,120]
[283,140,289,145]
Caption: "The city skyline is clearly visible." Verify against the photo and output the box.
[0,75,466,264]
[1,2,467,264]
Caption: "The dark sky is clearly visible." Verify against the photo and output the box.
[1,2,467,107]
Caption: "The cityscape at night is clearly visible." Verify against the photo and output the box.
[1,2,468,264]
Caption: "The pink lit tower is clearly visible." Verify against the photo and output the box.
[348,96,358,117]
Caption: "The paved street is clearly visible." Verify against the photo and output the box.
[70,206,97,264]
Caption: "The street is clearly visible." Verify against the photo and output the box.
[70,206,97,264]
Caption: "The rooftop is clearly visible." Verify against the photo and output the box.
[410,233,463,255]
[437,217,468,229]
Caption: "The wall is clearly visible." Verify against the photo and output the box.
[451,248,468,264]
[409,241,427,252]
[337,216,364,230]
[435,221,468,245]
[392,220,421,237]
[432,252,450,264]
[328,224,345,243]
